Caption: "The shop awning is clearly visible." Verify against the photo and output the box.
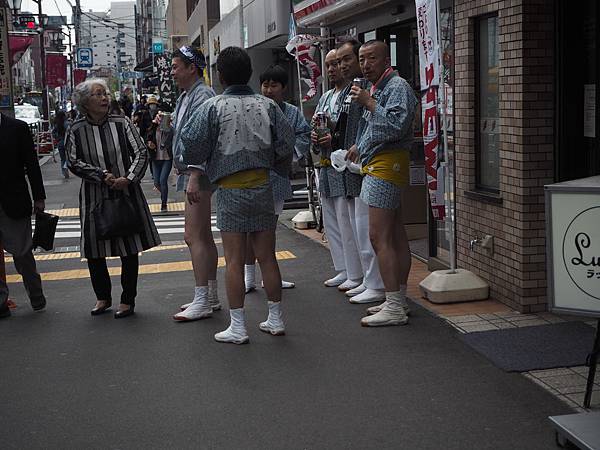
[134,56,154,73]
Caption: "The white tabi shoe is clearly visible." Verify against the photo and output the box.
[180,299,221,312]
[173,298,213,322]
[361,297,408,327]
[348,288,385,304]
[324,271,347,287]
[345,283,366,297]
[337,278,362,292]
[366,300,411,316]
[259,301,285,336]
[215,309,249,344]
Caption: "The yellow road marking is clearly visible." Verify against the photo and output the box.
[6,251,296,283]
[45,202,186,218]
[4,242,222,263]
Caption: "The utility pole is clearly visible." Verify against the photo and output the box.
[116,27,122,96]
[0,2,15,117]
[36,0,49,120]
[74,0,80,48]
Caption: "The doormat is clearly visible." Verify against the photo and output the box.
[459,321,596,372]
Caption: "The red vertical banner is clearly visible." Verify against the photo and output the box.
[46,54,68,89]
[73,69,87,86]
[416,0,445,220]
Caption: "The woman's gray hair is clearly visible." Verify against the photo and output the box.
[72,78,110,115]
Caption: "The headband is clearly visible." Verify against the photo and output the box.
[179,46,206,69]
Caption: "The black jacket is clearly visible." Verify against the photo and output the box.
[0,114,46,219]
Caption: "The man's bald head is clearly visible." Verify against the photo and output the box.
[325,49,342,85]
[359,40,392,83]
[361,40,390,58]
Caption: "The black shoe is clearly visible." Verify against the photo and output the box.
[160,204,168,212]
[91,301,112,316]
[0,302,11,319]
[114,305,135,319]
[30,296,46,311]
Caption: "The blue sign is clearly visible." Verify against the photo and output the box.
[152,42,163,54]
[121,71,144,80]
[77,48,93,68]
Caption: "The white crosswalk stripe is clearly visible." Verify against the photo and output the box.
[34,215,219,239]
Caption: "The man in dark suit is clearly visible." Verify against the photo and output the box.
[0,112,47,318]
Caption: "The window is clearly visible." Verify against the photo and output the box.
[475,15,500,191]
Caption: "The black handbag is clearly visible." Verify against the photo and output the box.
[93,193,143,240]
[32,211,59,251]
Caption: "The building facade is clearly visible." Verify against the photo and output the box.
[110,2,137,73]
[294,0,600,313]
[80,11,118,70]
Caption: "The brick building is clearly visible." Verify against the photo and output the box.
[295,0,599,312]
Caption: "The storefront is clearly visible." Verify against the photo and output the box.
[295,0,455,268]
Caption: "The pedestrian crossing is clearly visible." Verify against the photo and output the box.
[35,214,219,240]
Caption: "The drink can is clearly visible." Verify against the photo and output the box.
[315,112,327,129]
[353,77,368,89]
[160,112,171,131]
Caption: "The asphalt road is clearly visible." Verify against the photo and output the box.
[0,157,572,449]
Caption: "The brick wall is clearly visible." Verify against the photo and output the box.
[453,0,555,312]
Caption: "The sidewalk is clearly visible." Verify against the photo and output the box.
[279,209,600,413]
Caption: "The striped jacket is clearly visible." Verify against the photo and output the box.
[66,114,161,258]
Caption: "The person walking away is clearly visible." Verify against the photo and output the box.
[243,64,310,293]
[311,49,363,296]
[146,110,174,212]
[334,39,387,304]
[170,46,221,321]
[52,110,69,179]
[0,112,47,318]
[346,40,418,326]
[66,78,161,318]
[181,46,295,344]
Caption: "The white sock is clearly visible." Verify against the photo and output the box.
[397,285,408,308]
[267,300,282,321]
[194,286,208,300]
[230,308,246,331]
[384,291,406,312]
[245,264,256,287]
[208,279,218,299]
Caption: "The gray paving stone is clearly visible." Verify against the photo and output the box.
[459,323,500,333]
[528,368,576,379]
[565,392,600,410]
[512,319,550,327]
[541,374,588,391]
[446,314,484,324]
[494,322,517,329]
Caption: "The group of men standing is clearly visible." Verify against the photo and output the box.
[313,39,418,327]
[169,39,417,344]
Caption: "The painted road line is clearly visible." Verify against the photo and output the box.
[45,202,186,218]
[4,241,223,263]
[6,251,296,283]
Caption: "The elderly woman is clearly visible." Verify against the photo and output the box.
[66,78,161,318]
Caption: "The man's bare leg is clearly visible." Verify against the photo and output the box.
[244,219,294,292]
[360,204,409,326]
[176,192,220,317]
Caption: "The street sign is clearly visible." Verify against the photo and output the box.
[120,71,144,80]
[77,48,93,68]
[152,42,163,54]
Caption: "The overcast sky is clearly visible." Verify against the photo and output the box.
[20,0,113,19]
